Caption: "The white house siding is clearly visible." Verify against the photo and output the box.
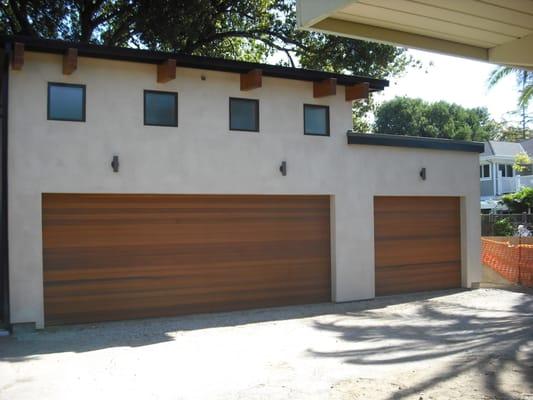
[8,52,481,328]
[481,179,494,197]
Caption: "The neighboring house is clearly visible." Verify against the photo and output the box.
[480,141,533,211]
[0,36,483,330]
[521,137,533,158]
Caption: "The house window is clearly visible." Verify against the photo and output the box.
[480,164,491,179]
[47,83,86,121]
[229,98,259,132]
[498,164,514,177]
[144,90,178,127]
[304,104,329,136]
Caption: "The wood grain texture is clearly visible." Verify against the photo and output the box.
[43,194,331,325]
[374,196,461,296]
[157,59,176,83]
[313,78,337,98]
[240,69,262,91]
[62,48,77,75]
[345,82,369,101]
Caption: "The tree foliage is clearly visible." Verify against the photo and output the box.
[500,187,533,214]
[494,121,533,142]
[493,218,514,237]
[0,0,410,78]
[488,66,532,139]
[489,67,532,109]
[513,152,532,173]
[373,97,499,141]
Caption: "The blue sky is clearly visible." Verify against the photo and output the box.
[376,49,530,124]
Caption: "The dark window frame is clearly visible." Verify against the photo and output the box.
[498,163,514,178]
[229,97,260,132]
[47,82,86,122]
[143,90,178,127]
[303,104,330,136]
[480,164,491,179]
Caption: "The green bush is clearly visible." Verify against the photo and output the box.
[500,187,533,213]
[493,218,514,236]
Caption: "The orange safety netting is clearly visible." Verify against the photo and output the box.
[481,237,533,287]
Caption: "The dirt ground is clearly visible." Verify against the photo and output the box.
[0,288,532,400]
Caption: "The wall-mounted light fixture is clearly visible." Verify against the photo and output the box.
[419,167,426,181]
[279,161,287,176]
[111,155,119,173]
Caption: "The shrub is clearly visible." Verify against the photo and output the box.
[493,218,514,236]
[500,187,533,213]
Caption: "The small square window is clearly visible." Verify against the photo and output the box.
[304,104,329,136]
[144,90,178,127]
[48,83,86,121]
[229,98,259,132]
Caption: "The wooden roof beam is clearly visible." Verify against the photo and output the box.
[157,58,176,83]
[11,42,24,70]
[345,82,369,101]
[63,48,78,75]
[313,78,337,98]
[240,69,262,91]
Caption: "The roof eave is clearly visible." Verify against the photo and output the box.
[1,36,389,91]
[347,132,485,153]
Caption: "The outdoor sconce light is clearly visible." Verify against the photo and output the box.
[111,155,119,173]
[419,167,426,181]
[279,161,287,176]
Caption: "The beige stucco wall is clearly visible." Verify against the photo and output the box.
[8,52,481,328]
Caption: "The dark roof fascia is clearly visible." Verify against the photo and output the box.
[347,132,485,153]
[1,36,389,91]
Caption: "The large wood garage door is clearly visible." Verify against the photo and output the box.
[43,194,331,325]
[374,196,461,296]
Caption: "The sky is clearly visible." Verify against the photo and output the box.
[375,49,529,124]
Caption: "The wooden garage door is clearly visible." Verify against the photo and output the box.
[43,194,331,325]
[374,196,461,296]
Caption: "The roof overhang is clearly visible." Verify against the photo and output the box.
[480,155,518,163]
[297,0,533,69]
[1,36,389,91]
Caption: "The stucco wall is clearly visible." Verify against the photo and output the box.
[8,52,481,328]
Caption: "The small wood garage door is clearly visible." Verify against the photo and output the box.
[374,196,461,296]
[43,194,331,325]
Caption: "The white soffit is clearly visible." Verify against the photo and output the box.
[297,0,533,68]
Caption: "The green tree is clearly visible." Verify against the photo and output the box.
[493,218,514,237]
[513,152,532,174]
[494,120,533,142]
[500,187,533,214]
[374,97,498,141]
[0,0,409,74]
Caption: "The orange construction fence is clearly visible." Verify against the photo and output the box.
[481,237,533,287]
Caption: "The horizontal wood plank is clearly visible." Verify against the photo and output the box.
[374,196,461,296]
[43,194,331,325]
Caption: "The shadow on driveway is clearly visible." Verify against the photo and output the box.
[309,290,533,400]
[0,289,467,363]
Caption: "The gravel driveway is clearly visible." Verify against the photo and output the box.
[1,288,532,400]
